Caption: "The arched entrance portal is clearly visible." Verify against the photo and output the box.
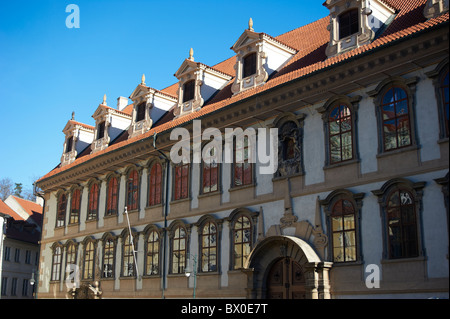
[266,257,306,299]
[245,235,332,299]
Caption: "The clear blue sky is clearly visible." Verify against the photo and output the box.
[0,0,328,193]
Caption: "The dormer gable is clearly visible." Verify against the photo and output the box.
[324,0,395,58]
[61,114,95,166]
[90,94,132,153]
[424,0,449,19]
[128,74,177,139]
[173,48,233,118]
[230,18,297,95]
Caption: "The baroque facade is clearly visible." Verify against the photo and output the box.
[35,0,449,299]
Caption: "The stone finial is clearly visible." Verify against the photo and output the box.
[189,48,194,61]
[141,74,146,85]
[71,111,75,120]
[102,94,107,105]
[248,17,254,31]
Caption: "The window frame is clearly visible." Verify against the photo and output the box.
[69,188,82,225]
[183,79,196,103]
[102,233,116,279]
[168,221,190,275]
[243,52,257,78]
[369,77,418,155]
[144,226,161,276]
[232,135,254,188]
[87,181,100,221]
[201,143,221,195]
[82,238,96,280]
[338,9,359,40]
[106,175,120,216]
[173,162,190,201]
[136,102,146,122]
[121,230,137,278]
[372,178,425,260]
[56,192,67,228]
[51,244,63,282]
[148,161,163,207]
[126,168,140,211]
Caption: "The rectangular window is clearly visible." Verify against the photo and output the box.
[243,52,257,78]
[233,136,252,187]
[97,121,105,139]
[4,246,10,261]
[1,277,7,296]
[174,163,189,200]
[69,189,81,224]
[11,278,17,296]
[25,250,31,264]
[22,279,29,297]
[183,80,195,103]
[14,248,20,263]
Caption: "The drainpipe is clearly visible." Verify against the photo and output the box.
[153,132,170,299]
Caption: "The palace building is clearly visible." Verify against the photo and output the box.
[35,0,449,299]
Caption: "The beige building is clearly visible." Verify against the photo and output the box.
[35,0,449,299]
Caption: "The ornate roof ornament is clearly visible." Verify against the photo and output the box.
[189,47,194,61]
[248,17,254,31]
[141,74,146,85]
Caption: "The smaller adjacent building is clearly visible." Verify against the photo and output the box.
[0,196,43,299]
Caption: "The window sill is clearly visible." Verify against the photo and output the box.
[437,137,449,144]
[198,190,222,199]
[85,218,98,223]
[323,158,360,170]
[170,197,191,205]
[197,271,221,276]
[145,203,163,210]
[272,172,304,182]
[376,144,419,158]
[228,183,255,192]
[381,255,426,264]
[330,260,363,267]
[103,213,118,219]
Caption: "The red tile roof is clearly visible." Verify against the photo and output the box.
[0,199,23,221]
[36,0,449,184]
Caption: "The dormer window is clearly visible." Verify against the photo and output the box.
[174,48,232,118]
[230,19,297,95]
[97,122,105,140]
[91,94,132,153]
[339,9,359,39]
[136,102,146,122]
[243,52,257,78]
[61,116,94,166]
[183,80,195,103]
[66,136,73,153]
[128,74,177,138]
[324,0,395,57]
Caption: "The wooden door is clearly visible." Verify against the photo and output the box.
[266,258,306,299]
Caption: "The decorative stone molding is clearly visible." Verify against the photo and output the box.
[174,48,232,118]
[61,118,95,167]
[324,0,395,57]
[230,19,297,95]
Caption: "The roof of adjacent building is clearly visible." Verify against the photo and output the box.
[36,0,449,184]
[0,197,43,244]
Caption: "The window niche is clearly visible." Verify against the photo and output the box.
[273,113,305,178]
[195,215,223,273]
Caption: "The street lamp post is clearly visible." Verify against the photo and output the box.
[184,254,197,299]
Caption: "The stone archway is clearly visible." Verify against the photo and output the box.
[244,235,332,299]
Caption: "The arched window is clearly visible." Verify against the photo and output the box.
[145,230,160,275]
[106,176,119,216]
[87,183,99,220]
[65,242,77,274]
[372,178,424,260]
[183,80,195,103]
[126,169,139,211]
[380,87,412,151]
[328,104,353,164]
[122,232,136,277]
[171,226,187,274]
[148,163,162,206]
[338,9,359,39]
[386,189,418,259]
[331,199,357,262]
[102,236,115,278]
[200,222,218,272]
[56,193,67,228]
[51,245,62,281]
[232,215,252,269]
[83,240,95,280]
[243,52,257,78]
[174,163,189,200]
